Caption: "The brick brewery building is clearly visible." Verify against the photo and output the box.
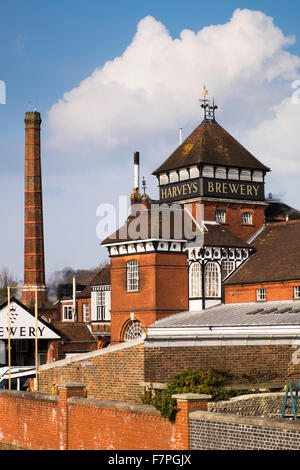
[3,91,300,394]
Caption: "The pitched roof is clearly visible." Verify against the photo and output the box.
[147,300,300,329]
[153,120,270,175]
[52,322,97,352]
[76,264,111,299]
[225,219,300,285]
[203,223,249,248]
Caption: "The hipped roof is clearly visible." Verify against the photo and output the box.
[153,120,270,175]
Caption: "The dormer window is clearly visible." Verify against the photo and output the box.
[216,209,226,224]
[242,212,253,225]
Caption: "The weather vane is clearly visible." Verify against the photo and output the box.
[199,86,218,121]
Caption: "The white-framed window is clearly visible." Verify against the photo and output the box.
[123,320,145,341]
[242,212,253,225]
[96,291,106,321]
[216,209,226,224]
[222,260,235,280]
[63,305,73,321]
[190,263,202,298]
[82,303,90,322]
[256,288,266,301]
[127,260,139,292]
[294,286,300,299]
[91,287,111,322]
[205,262,221,298]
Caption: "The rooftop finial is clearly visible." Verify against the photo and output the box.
[199,86,218,121]
[142,176,147,194]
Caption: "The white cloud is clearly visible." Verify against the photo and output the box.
[45,8,300,173]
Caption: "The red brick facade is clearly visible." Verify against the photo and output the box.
[110,252,188,344]
[225,280,300,304]
[22,111,47,306]
[0,384,209,450]
[188,199,266,242]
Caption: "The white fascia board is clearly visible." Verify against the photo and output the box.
[147,325,300,339]
[102,238,186,247]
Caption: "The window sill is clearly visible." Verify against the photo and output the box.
[256,299,267,302]
[126,290,140,294]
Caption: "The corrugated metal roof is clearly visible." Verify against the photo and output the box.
[149,300,300,329]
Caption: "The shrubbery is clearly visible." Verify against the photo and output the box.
[141,368,251,421]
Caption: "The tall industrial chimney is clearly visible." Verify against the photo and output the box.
[22,111,47,307]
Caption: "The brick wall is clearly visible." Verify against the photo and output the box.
[225,280,300,303]
[110,252,188,343]
[39,340,145,402]
[190,200,266,242]
[190,410,300,450]
[40,340,300,401]
[143,344,300,384]
[0,385,209,450]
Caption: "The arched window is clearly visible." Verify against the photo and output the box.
[126,260,139,292]
[205,262,220,298]
[190,263,202,298]
[123,320,145,341]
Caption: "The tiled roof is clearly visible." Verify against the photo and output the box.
[52,322,97,351]
[101,205,248,248]
[149,300,300,329]
[77,264,110,299]
[203,223,249,248]
[225,219,300,284]
[153,120,270,175]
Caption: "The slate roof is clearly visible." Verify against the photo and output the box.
[225,219,300,285]
[148,300,300,329]
[153,119,270,175]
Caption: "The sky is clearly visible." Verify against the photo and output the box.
[1,0,300,282]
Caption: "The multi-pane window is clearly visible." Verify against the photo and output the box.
[216,209,226,224]
[82,303,90,322]
[124,320,145,341]
[242,212,253,225]
[96,291,106,321]
[205,262,220,298]
[63,305,73,321]
[222,260,235,280]
[127,260,139,292]
[190,263,202,298]
[256,288,266,301]
[294,286,300,299]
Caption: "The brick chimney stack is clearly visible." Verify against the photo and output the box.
[22,111,47,307]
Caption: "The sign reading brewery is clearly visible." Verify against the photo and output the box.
[0,301,60,340]
[160,177,265,203]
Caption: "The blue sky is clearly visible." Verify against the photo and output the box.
[1,0,300,281]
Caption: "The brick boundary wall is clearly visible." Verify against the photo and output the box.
[190,410,300,450]
[39,339,145,402]
[0,384,210,450]
[39,340,300,402]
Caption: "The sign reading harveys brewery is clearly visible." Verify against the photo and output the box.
[159,177,265,203]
